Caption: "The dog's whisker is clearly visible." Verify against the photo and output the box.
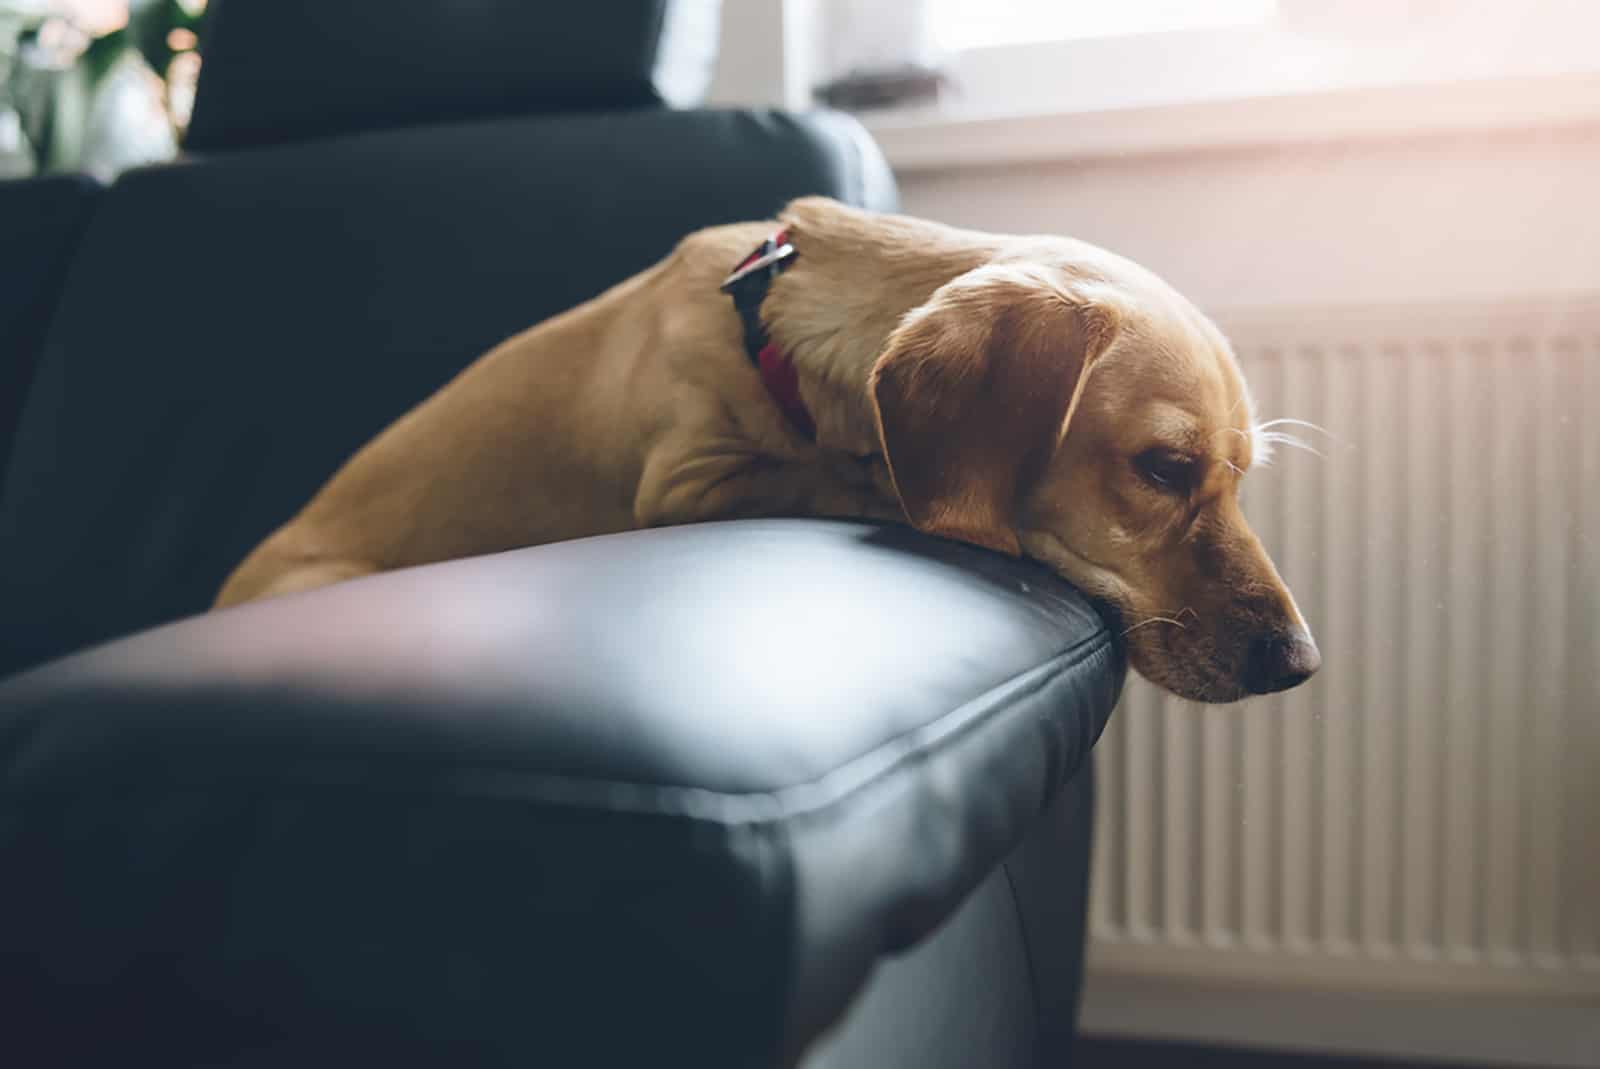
[1121,614,1188,636]
[1255,417,1332,438]
[1258,430,1324,458]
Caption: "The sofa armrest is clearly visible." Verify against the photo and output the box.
[0,519,1123,1067]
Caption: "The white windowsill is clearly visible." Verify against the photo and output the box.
[862,72,1600,173]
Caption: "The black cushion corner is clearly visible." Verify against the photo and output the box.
[185,0,724,151]
[0,519,1124,1066]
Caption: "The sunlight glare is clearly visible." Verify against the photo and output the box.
[932,0,1279,51]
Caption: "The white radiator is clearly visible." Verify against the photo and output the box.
[1083,298,1600,1060]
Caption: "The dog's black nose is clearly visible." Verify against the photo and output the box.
[1244,630,1321,695]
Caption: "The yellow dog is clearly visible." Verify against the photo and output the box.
[218,197,1318,703]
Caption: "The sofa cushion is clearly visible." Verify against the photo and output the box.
[186,0,723,150]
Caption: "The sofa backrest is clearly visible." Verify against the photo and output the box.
[186,0,725,151]
[0,174,102,492]
[0,2,896,676]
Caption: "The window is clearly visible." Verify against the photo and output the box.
[931,0,1277,51]
[861,3,1600,172]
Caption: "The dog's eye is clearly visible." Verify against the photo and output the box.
[1135,449,1197,494]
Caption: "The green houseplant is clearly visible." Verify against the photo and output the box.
[1,0,204,179]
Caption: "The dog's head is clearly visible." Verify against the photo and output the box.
[869,249,1318,703]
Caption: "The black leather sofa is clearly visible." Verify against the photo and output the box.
[0,3,1126,1066]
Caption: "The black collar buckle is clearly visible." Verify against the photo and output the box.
[720,235,796,296]
[722,230,797,367]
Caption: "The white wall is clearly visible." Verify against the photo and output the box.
[893,126,1600,312]
[706,0,819,110]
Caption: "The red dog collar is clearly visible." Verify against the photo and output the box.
[721,228,815,439]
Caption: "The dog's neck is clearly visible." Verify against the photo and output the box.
[762,204,998,456]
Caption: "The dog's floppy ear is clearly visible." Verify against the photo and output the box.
[869,264,1123,555]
